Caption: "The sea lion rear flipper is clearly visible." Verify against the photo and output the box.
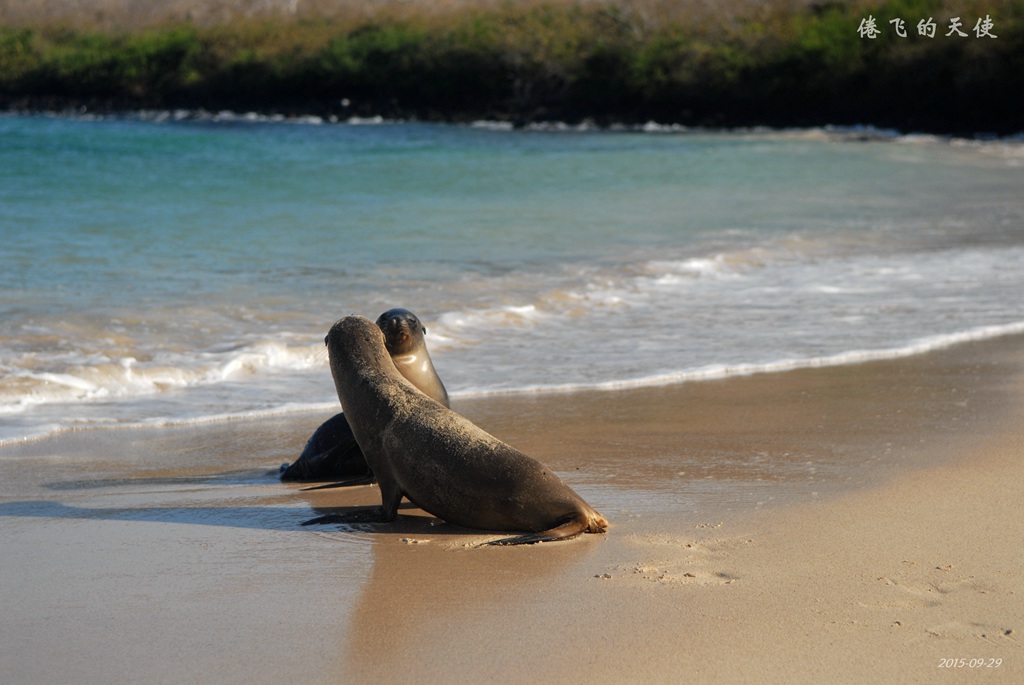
[484,516,590,546]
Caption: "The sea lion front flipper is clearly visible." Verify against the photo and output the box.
[483,516,591,546]
[299,480,403,527]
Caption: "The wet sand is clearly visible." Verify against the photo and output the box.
[1,334,1022,683]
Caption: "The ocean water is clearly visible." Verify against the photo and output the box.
[2,113,1023,445]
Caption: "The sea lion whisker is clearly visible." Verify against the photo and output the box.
[311,345,330,370]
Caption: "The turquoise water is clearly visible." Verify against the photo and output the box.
[2,113,1023,444]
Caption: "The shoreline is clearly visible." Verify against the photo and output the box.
[5,312,1024,449]
[4,103,1024,141]
[2,333,1022,683]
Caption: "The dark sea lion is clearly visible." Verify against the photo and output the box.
[280,308,449,482]
[279,413,368,484]
[301,315,608,545]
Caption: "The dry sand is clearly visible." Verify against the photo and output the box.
[1,334,1022,684]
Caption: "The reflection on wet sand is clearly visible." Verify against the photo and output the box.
[291,464,603,680]
[343,525,598,681]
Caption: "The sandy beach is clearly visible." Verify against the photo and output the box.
[1,334,1022,684]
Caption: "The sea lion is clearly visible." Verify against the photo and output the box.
[377,307,448,408]
[301,315,608,545]
[280,308,449,482]
[279,413,368,484]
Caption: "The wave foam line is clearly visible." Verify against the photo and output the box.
[5,321,1022,447]
[0,400,341,448]
[451,321,1024,398]
[0,340,326,409]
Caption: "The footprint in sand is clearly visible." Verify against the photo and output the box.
[594,531,750,588]
[870,564,993,611]
[864,562,1017,644]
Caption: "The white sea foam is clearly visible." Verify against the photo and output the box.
[470,120,515,131]
[647,255,747,280]
[434,304,550,342]
[451,321,1024,397]
[346,115,387,125]
[639,121,691,133]
[0,341,324,412]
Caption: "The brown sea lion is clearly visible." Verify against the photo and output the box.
[301,315,608,545]
[280,308,449,483]
[377,307,448,407]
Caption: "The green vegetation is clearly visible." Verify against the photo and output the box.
[1,0,1021,133]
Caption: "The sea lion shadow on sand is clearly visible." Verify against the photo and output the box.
[43,469,278,491]
[300,315,608,546]
[0,499,312,532]
[280,308,449,484]
[0,496,492,538]
[297,501,481,538]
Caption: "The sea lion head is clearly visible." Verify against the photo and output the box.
[375,308,427,356]
[326,316,390,370]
